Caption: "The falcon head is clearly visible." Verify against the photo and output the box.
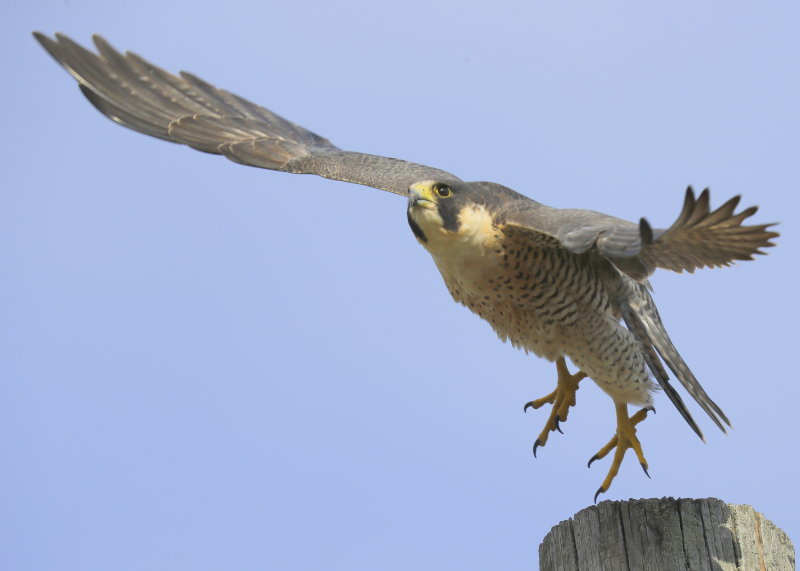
[406,180,524,246]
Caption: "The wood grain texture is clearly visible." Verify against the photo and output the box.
[539,498,794,570]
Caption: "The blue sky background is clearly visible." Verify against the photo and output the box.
[3,2,798,569]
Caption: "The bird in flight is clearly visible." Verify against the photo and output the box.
[34,32,778,500]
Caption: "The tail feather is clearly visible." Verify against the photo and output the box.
[620,304,705,440]
[622,281,731,437]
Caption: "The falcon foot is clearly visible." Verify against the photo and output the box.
[589,403,650,502]
[524,356,587,456]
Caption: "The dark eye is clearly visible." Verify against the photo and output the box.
[435,183,452,198]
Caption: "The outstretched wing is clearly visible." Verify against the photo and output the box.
[498,187,778,281]
[33,32,461,196]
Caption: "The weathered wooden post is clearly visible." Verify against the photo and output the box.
[539,497,794,570]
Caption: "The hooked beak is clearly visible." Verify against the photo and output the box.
[408,182,436,209]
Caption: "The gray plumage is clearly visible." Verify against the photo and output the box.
[33,32,460,196]
[35,32,778,455]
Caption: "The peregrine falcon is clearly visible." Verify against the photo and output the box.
[34,33,778,499]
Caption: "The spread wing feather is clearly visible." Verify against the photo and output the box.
[499,187,778,281]
[33,32,460,196]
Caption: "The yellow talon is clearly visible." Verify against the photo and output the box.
[525,356,587,455]
[589,402,651,502]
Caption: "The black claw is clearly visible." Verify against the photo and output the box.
[645,405,656,414]
[587,454,600,469]
[523,402,533,413]
[554,415,564,434]
[533,439,542,458]
[641,463,651,479]
[594,486,605,504]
